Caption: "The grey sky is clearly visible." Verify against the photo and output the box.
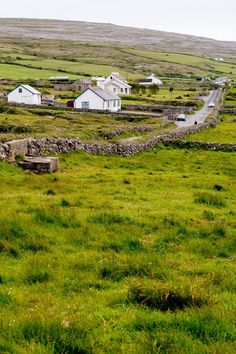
[1,0,235,41]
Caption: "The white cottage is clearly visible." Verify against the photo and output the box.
[8,85,41,105]
[139,74,163,86]
[97,72,132,95]
[74,87,121,112]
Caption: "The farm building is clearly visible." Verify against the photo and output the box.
[8,85,41,105]
[49,76,70,83]
[54,79,92,91]
[95,72,132,95]
[73,87,121,112]
[139,74,163,86]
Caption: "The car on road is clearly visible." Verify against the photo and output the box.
[177,114,186,121]
[208,102,215,108]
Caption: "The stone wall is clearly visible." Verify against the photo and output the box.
[0,117,235,161]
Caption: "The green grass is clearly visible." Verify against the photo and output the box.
[0,104,171,142]
[0,148,235,352]
[187,114,236,143]
[122,49,236,79]
[0,63,78,80]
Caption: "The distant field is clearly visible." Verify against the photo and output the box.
[0,37,235,82]
[12,59,139,80]
[187,114,236,143]
[122,49,236,79]
[0,63,78,80]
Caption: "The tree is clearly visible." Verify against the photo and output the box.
[149,84,160,95]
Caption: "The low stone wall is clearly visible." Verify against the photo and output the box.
[1,117,235,161]
[162,140,236,151]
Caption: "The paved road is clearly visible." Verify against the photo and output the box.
[175,89,222,128]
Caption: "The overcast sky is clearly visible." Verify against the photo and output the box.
[1,0,235,41]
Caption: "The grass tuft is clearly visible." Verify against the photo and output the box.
[128,283,208,311]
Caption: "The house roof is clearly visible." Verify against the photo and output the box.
[105,77,132,89]
[139,79,153,83]
[77,87,121,101]
[12,84,41,95]
[109,72,126,82]
[49,76,69,81]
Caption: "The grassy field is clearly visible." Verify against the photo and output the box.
[0,147,235,353]
[0,33,235,353]
[0,104,172,143]
[0,37,235,82]
[186,114,236,144]
[122,49,236,80]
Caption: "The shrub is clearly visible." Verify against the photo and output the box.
[213,184,225,192]
[46,189,56,195]
[61,199,71,207]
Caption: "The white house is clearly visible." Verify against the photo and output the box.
[96,72,132,95]
[8,85,41,105]
[73,87,121,112]
[139,74,163,86]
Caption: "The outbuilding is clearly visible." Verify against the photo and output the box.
[139,74,163,86]
[73,87,121,112]
[7,85,41,105]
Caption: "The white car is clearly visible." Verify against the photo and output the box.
[208,102,215,108]
[177,114,186,121]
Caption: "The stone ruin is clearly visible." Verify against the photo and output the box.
[20,156,59,173]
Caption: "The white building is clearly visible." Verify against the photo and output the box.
[139,74,163,86]
[8,85,41,105]
[212,76,229,86]
[73,87,121,112]
[214,57,224,62]
[95,72,132,95]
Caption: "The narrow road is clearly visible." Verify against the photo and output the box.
[175,89,222,128]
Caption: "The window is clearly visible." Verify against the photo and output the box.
[121,88,124,93]
[113,88,116,93]
[125,88,128,94]
[18,88,22,93]
[81,101,89,109]
[113,100,116,107]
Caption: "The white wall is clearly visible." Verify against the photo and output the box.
[74,90,104,110]
[74,90,121,112]
[105,82,131,95]
[8,87,41,105]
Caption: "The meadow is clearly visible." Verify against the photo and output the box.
[0,147,235,353]
[1,37,235,82]
[187,114,236,143]
[0,104,173,143]
[0,32,235,353]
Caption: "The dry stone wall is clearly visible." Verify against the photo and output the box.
[0,118,235,161]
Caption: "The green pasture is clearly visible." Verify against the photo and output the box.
[187,114,236,143]
[0,63,78,80]
[0,104,170,142]
[122,49,236,79]
[0,148,235,352]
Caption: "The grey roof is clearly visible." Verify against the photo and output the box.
[18,85,41,95]
[82,87,121,101]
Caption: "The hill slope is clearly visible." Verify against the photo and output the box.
[0,18,235,57]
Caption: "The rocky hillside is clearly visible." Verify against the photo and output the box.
[0,18,235,57]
